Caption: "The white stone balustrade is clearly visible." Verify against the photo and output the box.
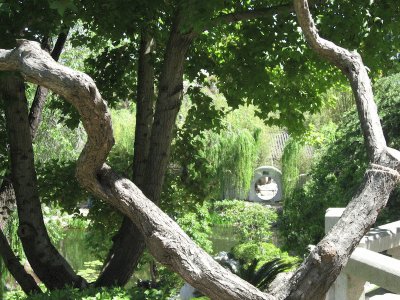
[325,208,400,300]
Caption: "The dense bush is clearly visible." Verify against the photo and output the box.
[280,73,400,255]
[212,200,299,267]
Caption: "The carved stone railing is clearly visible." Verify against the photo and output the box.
[325,208,400,300]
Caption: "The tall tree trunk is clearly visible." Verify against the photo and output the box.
[96,32,155,286]
[1,73,86,289]
[96,15,195,286]
[0,32,71,291]
[0,30,68,227]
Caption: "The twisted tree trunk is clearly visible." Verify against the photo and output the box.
[0,31,74,292]
[270,1,400,299]
[0,40,272,299]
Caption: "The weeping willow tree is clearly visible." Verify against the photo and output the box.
[281,139,302,201]
[281,137,315,202]
[212,128,261,200]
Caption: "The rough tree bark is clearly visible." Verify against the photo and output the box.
[0,30,68,228]
[96,31,156,287]
[0,178,15,229]
[1,73,86,290]
[1,2,399,294]
[269,1,400,299]
[0,32,73,292]
[96,14,196,286]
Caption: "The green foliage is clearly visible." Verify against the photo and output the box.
[84,199,121,260]
[177,123,263,201]
[0,256,5,299]
[232,242,299,268]
[33,105,86,164]
[106,108,135,177]
[212,200,277,243]
[0,0,66,48]
[176,203,213,253]
[84,42,138,106]
[238,258,292,291]
[216,128,261,199]
[2,1,400,297]
[35,105,135,260]
[3,212,24,260]
[211,200,299,288]
[281,139,301,200]
[48,0,77,16]
[280,73,400,255]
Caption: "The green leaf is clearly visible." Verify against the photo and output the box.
[48,0,76,16]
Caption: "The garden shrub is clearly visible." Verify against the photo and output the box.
[211,200,299,268]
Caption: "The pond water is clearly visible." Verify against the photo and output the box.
[58,225,240,285]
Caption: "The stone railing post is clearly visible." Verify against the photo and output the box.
[325,208,366,300]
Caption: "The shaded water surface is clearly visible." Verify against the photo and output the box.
[59,225,240,283]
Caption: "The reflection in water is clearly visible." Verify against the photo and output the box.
[59,225,240,283]
[210,225,240,254]
[58,229,93,272]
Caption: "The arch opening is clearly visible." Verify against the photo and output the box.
[255,176,278,201]
[248,166,282,202]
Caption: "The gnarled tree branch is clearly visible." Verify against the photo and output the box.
[0,40,273,300]
[293,0,400,166]
[269,1,400,299]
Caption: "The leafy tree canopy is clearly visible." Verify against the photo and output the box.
[66,0,400,132]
